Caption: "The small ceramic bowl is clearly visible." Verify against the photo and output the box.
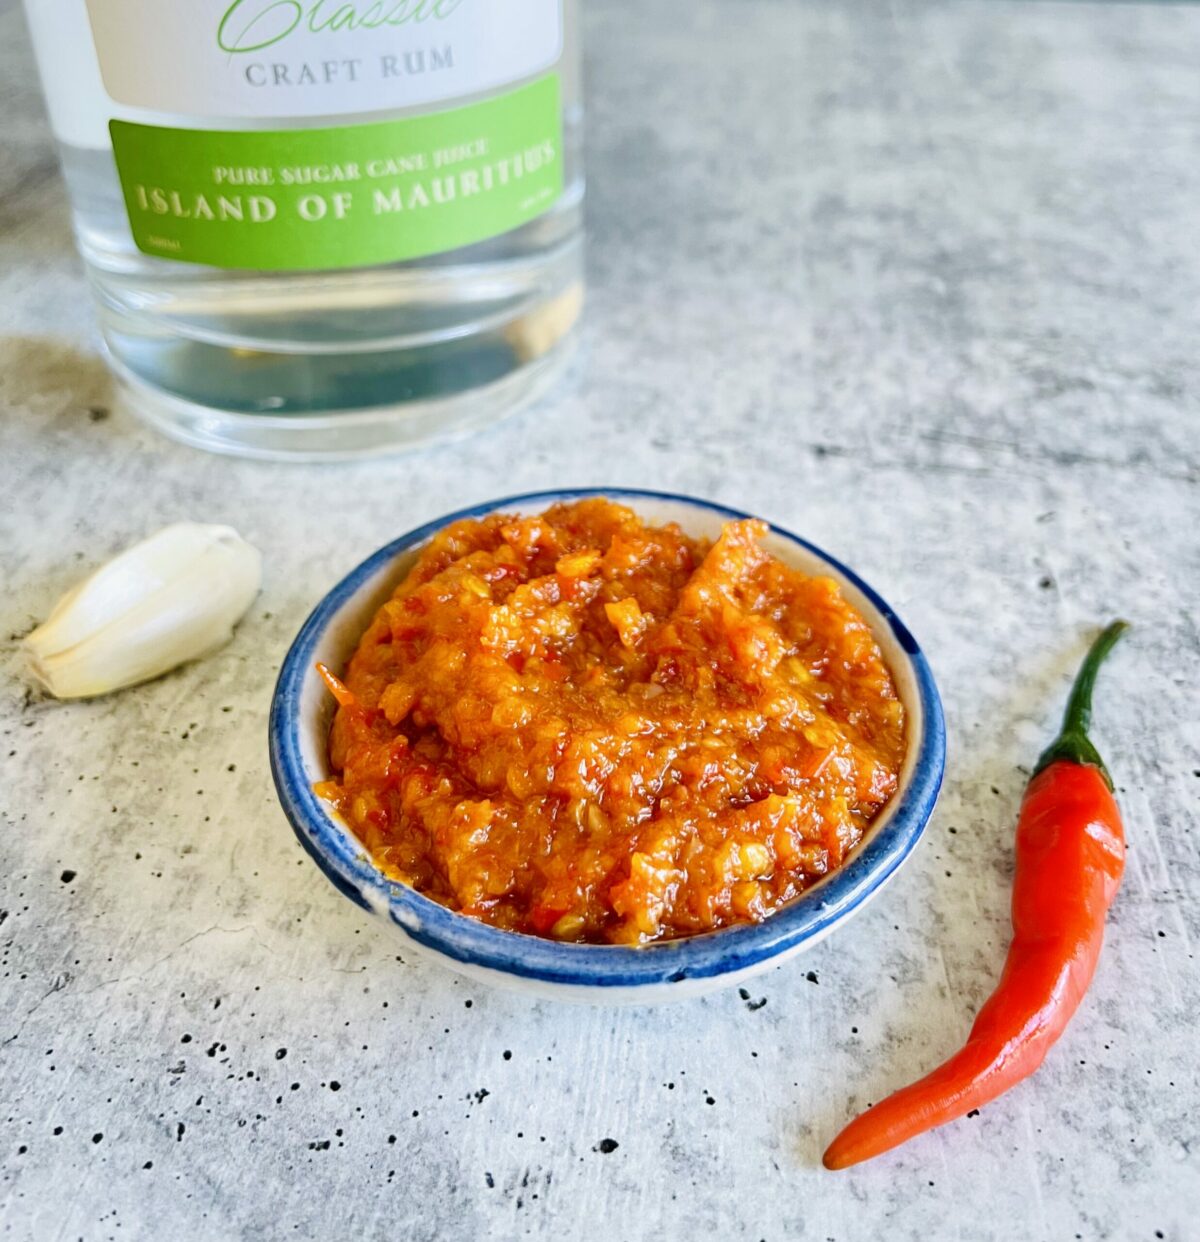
[269,488,945,1003]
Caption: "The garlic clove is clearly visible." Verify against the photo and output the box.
[24,523,262,699]
[29,524,241,654]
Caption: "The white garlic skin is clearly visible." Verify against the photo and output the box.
[24,524,262,699]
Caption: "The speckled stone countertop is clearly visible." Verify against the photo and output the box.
[2,1,1198,1239]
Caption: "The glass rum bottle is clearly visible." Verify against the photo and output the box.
[22,0,583,459]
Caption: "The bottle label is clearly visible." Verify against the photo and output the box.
[110,76,562,270]
[86,1,566,269]
[85,0,562,118]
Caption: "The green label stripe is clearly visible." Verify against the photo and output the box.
[110,75,562,271]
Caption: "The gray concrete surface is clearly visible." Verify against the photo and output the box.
[2,1,1198,1238]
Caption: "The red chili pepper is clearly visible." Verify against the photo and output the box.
[823,621,1128,1171]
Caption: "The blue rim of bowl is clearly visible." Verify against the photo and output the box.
[269,488,945,989]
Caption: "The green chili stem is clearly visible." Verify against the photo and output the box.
[1033,620,1128,789]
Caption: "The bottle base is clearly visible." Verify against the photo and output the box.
[109,326,577,462]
